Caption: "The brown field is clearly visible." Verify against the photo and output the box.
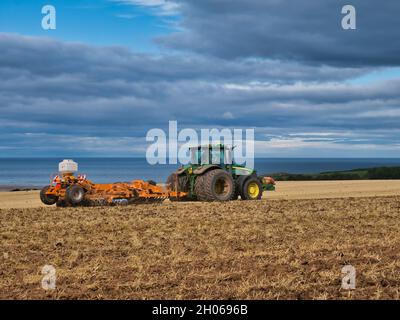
[1,181,400,299]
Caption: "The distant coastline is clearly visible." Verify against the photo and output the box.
[267,166,400,181]
[0,185,40,192]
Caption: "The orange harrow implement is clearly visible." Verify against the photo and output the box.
[40,173,187,207]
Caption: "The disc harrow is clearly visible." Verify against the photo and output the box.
[41,174,187,207]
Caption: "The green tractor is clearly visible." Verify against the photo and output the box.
[166,144,275,202]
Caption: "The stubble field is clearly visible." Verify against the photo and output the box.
[1,191,400,299]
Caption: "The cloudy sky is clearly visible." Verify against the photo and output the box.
[1,0,400,157]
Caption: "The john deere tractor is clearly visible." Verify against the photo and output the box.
[166,144,275,202]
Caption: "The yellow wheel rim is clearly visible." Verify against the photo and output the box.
[248,182,260,198]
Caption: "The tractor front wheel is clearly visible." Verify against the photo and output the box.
[65,185,85,205]
[40,186,58,205]
[241,177,263,200]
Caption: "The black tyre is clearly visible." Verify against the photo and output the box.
[241,177,263,200]
[194,174,205,200]
[236,175,248,199]
[166,173,190,201]
[40,185,58,205]
[65,185,85,205]
[83,198,108,207]
[195,169,235,201]
[56,199,68,207]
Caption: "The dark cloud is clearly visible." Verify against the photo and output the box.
[0,33,400,156]
[159,0,400,67]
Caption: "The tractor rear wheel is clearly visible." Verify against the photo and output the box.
[241,177,263,200]
[194,175,204,200]
[65,185,85,205]
[40,186,58,205]
[195,169,235,201]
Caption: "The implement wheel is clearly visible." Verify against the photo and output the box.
[195,169,235,202]
[65,185,85,205]
[40,185,58,205]
[56,200,68,207]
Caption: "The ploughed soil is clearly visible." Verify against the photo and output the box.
[1,196,400,299]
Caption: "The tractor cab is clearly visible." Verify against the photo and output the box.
[188,144,255,177]
[189,144,233,167]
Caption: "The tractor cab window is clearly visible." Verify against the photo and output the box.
[211,148,223,165]
[190,148,210,165]
[224,148,233,165]
[200,147,210,164]
[190,148,199,164]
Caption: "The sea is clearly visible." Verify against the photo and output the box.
[1,158,400,188]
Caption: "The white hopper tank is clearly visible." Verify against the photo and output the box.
[59,159,78,174]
